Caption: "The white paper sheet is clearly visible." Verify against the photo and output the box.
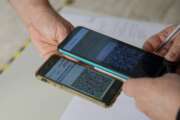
[60,8,166,120]
[61,9,165,48]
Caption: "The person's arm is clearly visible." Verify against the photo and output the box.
[123,74,180,120]
[9,0,50,26]
[9,0,73,59]
[123,26,180,120]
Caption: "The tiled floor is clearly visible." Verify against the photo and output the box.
[0,0,179,73]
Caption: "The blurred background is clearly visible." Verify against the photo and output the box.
[0,0,179,73]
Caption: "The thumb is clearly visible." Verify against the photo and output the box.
[165,35,180,62]
[56,21,74,44]
[122,78,154,97]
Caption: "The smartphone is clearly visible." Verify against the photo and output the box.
[58,26,172,81]
[36,55,122,107]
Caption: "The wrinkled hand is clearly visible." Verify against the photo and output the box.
[123,74,180,120]
[143,25,180,62]
[27,6,73,59]
[123,26,180,120]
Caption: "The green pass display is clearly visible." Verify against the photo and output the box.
[45,58,115,100]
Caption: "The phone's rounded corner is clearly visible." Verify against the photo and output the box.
[35,70,43,80]
[104,99,117,108]
[35,70,40,78]
[57,42,62,50]
[75,26,84,30]
[35,72,38,78]
[104,104,112,108]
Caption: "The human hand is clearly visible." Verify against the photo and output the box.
[123,73,180,120]
[10,0,73,59]
[27,6,73,59]
[143,25,180,62]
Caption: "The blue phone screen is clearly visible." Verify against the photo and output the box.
[60,27,164,78]
[45,58,115,100]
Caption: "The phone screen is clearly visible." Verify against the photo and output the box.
[43,57,121,103]
[59,27,165,78]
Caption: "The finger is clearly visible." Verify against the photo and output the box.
[33,40,58,60]
[122,78,153,97]
[155,42,172,57]
[56,22,74,44]
[165,35,180,62]
[28,25,58,59]
[143,26,175,52]
[143,35,163,52]
[157,48,168,57]
[122,79,139,97]
[43,50,58,60]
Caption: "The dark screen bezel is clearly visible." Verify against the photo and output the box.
[36,55,60,76]
[103,80,122,106]
[58,26,168,77]
[36,55,122,106]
